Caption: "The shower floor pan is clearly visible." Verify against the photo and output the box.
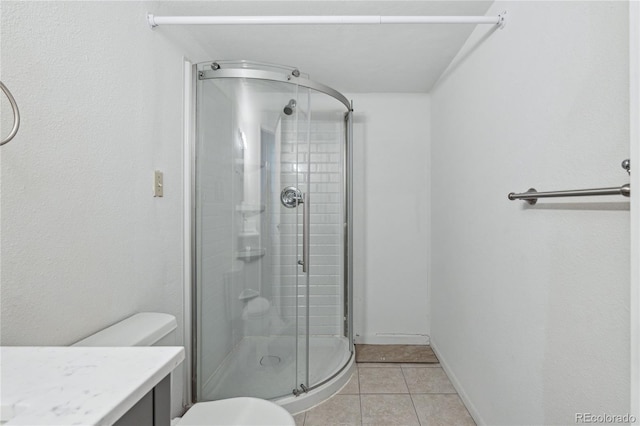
[201,335,353,413]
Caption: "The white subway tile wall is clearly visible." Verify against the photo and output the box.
[273,115,345,337]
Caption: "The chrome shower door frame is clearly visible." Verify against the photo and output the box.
[198,68,351,111]
[192,63,353,403]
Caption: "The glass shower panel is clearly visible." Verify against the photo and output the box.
[278,86,311,392]
[304,90,348,388]
[196,76,309,401]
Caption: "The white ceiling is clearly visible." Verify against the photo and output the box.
[153,1,494,93]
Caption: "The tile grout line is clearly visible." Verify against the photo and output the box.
[409,393,423,426]
[400,365,410,394]
[401,365,422,425]
[352,367,363,425]
[357,368,364,425]
[409,392,460,394]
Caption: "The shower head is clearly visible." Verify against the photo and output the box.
[283,99,296,116]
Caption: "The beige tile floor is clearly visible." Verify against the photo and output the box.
[293,363,476,426]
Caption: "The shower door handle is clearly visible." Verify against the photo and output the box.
[298,193,310,273]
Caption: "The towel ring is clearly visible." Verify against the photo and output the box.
[0,81,20,146]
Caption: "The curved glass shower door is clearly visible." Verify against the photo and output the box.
[195,61,352,403]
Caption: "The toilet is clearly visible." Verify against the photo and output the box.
[73,312,295,426]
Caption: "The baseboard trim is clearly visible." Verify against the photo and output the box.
[355,334,430,345]
[430,337,485,426]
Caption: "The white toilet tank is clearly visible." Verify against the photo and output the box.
[73,312,177,347]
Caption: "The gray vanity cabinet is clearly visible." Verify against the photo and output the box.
[114,375,170,426]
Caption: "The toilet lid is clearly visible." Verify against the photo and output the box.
[178,397,295,426]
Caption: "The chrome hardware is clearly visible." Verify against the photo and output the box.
[211,62,220,70]
[0,81,20,146]
[301,193,310,273]
[509,188,538,205]
[509,160,632,204]
[622,159,630,175]
[509,185,631,204]
[292,384,309,397]
[197,67,351,110]
[280,186,303,208]
[291,69,300,77]
[280,187,309,273]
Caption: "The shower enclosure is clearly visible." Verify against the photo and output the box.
[193,60,353,410]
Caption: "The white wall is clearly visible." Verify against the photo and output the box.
[430,2,630,425]
[349,93,431,345]
[0,1,208,416]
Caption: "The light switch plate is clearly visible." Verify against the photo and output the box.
[154,170,163,197]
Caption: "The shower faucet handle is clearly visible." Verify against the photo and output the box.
[281,186,303,208]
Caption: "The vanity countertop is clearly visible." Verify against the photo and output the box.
[1,346,184,425]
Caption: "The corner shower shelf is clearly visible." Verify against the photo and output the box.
[235,204,265,216]
[236,248,266,261]
[238,288,260,301]
[234,159,265,170]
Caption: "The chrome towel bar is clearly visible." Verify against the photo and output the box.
[509,159,631,205]
[508,185,630,205]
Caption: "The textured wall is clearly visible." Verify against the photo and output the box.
[430,2,630,424]
[349,93,431,345]
[0,1,208,416]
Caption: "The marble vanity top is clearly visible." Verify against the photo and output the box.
[1,346,184,425]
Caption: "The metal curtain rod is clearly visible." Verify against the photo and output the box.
[147,13,507,28]
[508,159,631,205]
